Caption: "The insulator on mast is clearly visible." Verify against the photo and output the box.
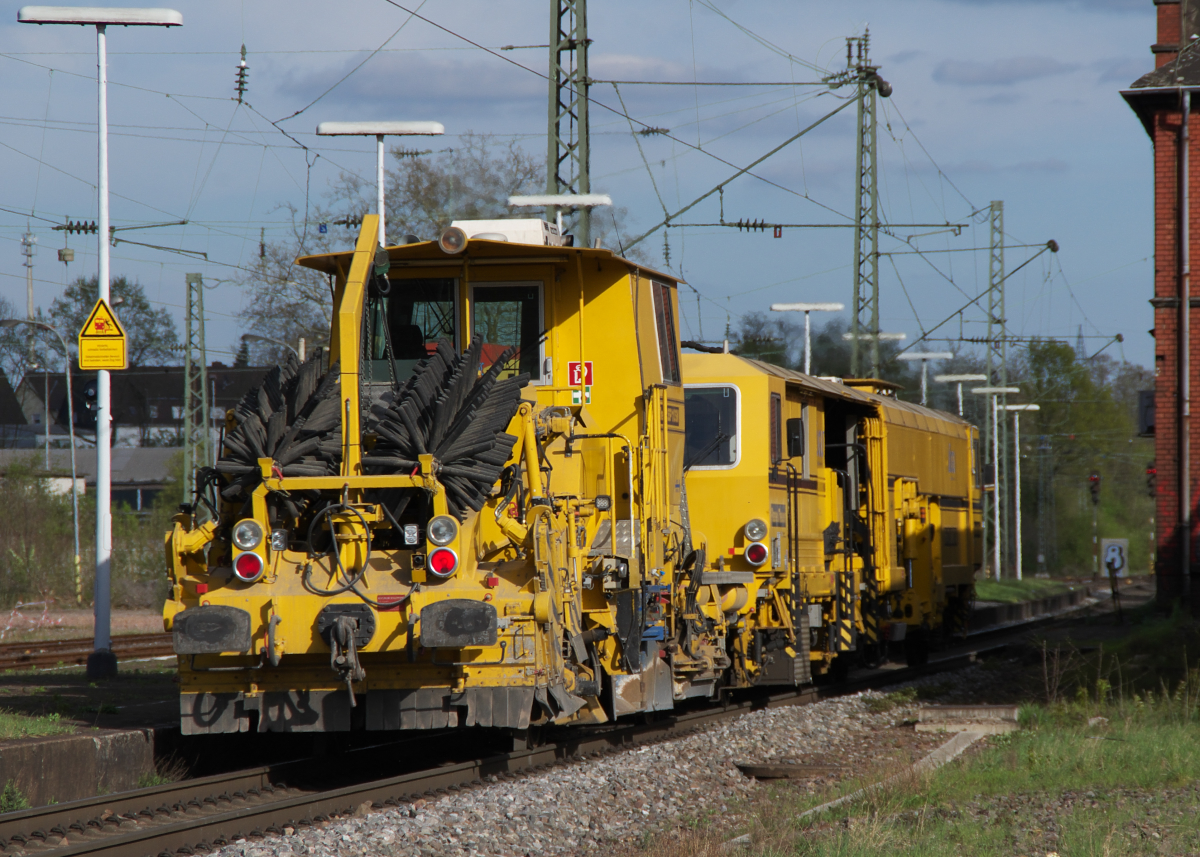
[235,44,249,104]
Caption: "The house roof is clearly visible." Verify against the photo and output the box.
[16,364,270,430]
[0,447,178,485]
[0,368,27,426]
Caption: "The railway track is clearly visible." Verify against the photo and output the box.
[0,584,1140,856]
[0,644,997,857]
[0,635,173,672]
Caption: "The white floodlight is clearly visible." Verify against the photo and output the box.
[20,3,181,680]
[18,6,181,25]
[897,352,953,405]
[1004,403,1040,580]
[508,194,613,208]
[842,332,906,341]
[316,121,445,246]
[935,373,987,416]
[971,385,1020,581]
[771,302,845,374]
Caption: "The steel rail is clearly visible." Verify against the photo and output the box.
[0,586,1131,857]
[0,647,999,857]
[0,634,173,671]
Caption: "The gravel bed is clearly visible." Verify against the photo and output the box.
[199,667,998,857]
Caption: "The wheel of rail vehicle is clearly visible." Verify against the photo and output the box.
[859,640,883,671]
[904,627,930,668]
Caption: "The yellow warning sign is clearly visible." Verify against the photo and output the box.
[78,298,127,370]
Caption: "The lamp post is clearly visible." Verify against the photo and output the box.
[315,122,445,247]
[896,352,954,406]
[973,386,1021,579]
[19,5,182,678]
[1,320,81,604]
[770,302,844,375]
[241,333,299,359]
[1005,403,1040,581]
[935,373,988,417]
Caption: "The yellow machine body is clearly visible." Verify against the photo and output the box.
[163,217,982,734]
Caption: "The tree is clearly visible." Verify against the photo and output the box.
[0,295,56,384]
[48,276,179,367]
[233,340,251,369]
[240,133,650,363]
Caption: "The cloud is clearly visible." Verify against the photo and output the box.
[1093,57,1152,84]
[888,50,923,65]
[271,51,543,115]
[933,56,1077,86]
[590,53,689,81]
[948,158,1070,174]
[939,0,1141,11]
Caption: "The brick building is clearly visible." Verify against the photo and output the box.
[1124,0,1200,607]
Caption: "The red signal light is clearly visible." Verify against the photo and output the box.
[744,542,768,567]
[233,551,264,583]
[428,547,458,577]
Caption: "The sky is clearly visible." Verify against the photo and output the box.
[0,0,1159,370]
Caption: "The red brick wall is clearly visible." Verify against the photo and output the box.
[1153,1,1191,604]
[1160,2,1182,67]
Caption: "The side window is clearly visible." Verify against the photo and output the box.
[770,393,782,464]
[652,280,681,383]
[684,385,738,468]
[471,282,544,382]
[801,402,810,478]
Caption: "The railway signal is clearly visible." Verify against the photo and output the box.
[1089,471,1101,506]
[1147,463,1157,498]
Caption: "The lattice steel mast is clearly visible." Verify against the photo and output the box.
[182,273,209,505]
[546,0,591,246]
[985,201,1008,575]
[849,34,881,378]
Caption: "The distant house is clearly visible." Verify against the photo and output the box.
[15,363,270,448]
[0,447,179,509]
[0,367,49,449]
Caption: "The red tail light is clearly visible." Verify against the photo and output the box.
[233,551,264,583]
[744,542,768,567]
[428,547,458,577]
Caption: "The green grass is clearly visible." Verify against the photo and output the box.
[974,577,1075,603]
[0,781,28,814]
[0,709,73,740]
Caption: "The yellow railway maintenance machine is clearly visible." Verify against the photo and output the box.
[682,355,982,677]
[165,215,733,734]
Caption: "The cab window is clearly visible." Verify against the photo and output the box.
[684,385,738,468]
[471,282,544,382]
[365,278,456,384]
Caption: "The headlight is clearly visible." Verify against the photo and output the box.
[744,518,768,542]
[427,515,458,546]
[437,226,467,254]
[233,519,263,551]
[595,495,612,511]
[233,551,265,583]
[403,523,420,546]
[745,542,768,567]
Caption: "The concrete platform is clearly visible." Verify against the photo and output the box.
[0,728,157,806]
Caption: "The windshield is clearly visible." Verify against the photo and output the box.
[365,278,456,385]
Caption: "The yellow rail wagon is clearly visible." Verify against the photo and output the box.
[162,216,982,735]
[682,355,981,677]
